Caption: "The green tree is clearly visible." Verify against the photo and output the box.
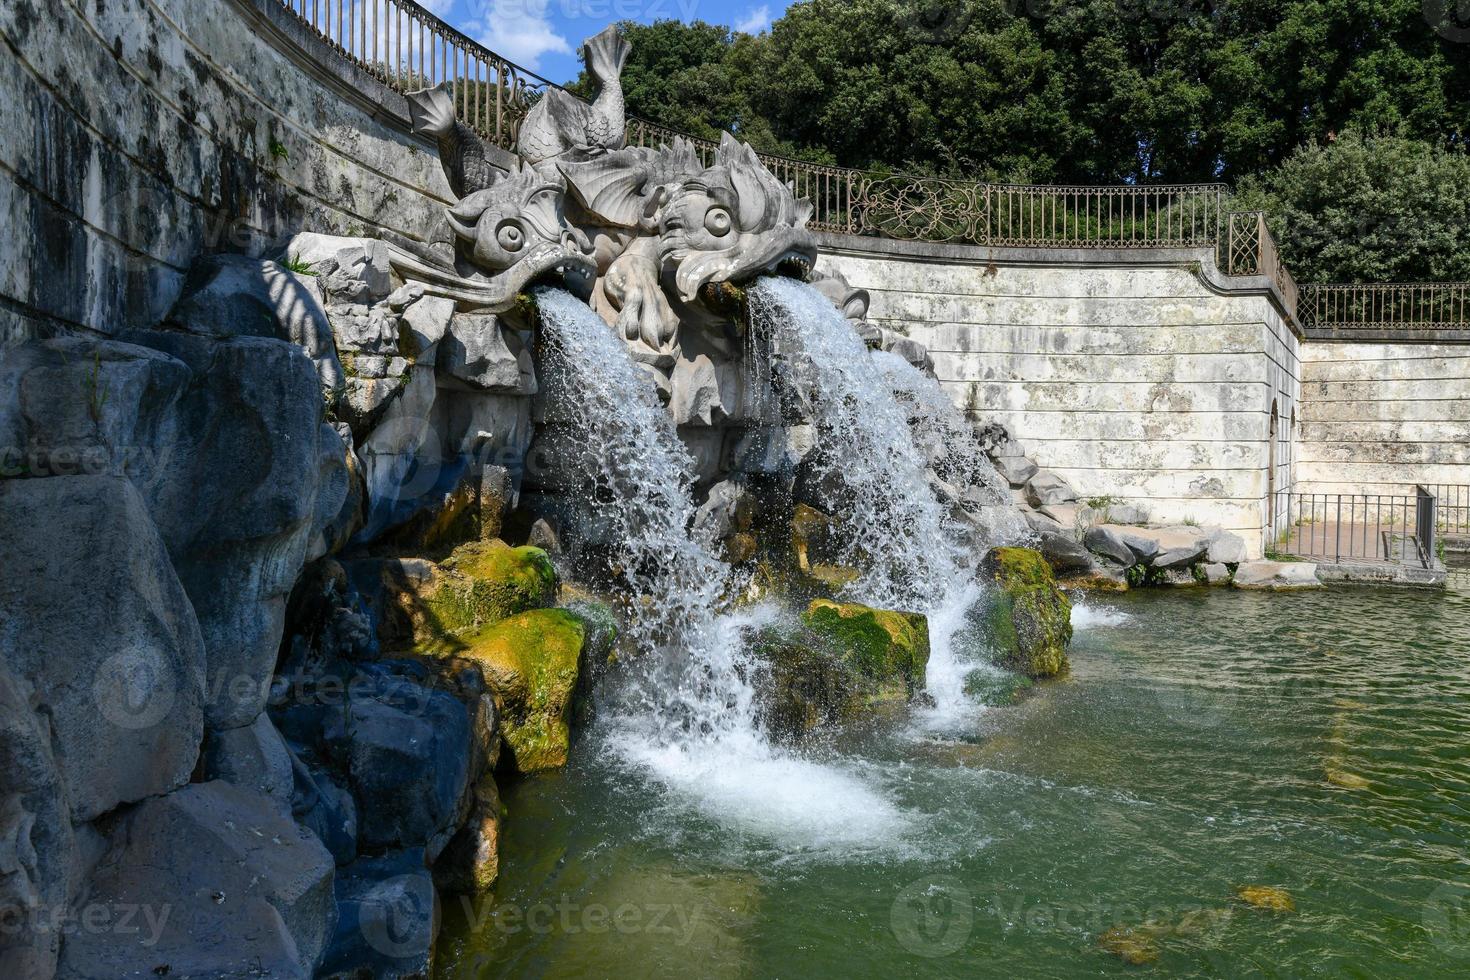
[1230,131,1470,283]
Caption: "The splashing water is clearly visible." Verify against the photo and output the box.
[535,287,907,849]
[749,277,1014,724]
[749,278,967,608]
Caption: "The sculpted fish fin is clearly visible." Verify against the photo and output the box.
[406,86,456,139]
[559,150,657,228]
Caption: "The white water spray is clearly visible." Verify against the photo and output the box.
[749,277,1007,724]
[535,287,907,849]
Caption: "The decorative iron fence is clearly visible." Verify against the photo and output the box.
[277,0,562,147]
[1298,283,1470,334]
[1274,489,1438,567]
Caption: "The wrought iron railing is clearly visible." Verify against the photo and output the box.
[277,0,560,148]
[272,0,1470,335]
[1298,283,1470,334]
[1222,211,1300,316]
[1274,489,1438,567]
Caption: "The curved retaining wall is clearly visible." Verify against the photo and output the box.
[817,233,1302,555]
[0,0,494,341]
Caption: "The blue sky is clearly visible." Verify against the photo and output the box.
[414,0,790,83]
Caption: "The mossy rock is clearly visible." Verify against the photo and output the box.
[979,547,1072,678]
[801,600,929,695]
[405,541,559,652]
[456,609,586,775]
[746,602,931,741]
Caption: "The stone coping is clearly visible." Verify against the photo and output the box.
[815,231,1304,339]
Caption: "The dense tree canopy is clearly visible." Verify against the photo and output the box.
[1231,132,1470,284]
[566,1,1470,281]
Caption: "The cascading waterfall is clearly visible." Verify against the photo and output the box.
[534,286,909,849]
[748,277,1000,721]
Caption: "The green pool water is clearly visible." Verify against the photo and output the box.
[436,579,1470,978]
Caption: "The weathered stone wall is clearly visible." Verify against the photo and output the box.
[0,0,469,341]
[1296,342,1470,496]
[817,235,1302,557]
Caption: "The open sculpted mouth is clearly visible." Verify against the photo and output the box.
[511,244,597,303]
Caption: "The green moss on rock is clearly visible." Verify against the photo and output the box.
[410,541,558,651]
[979,547,1072,678]
[458,609,586,774]
[746,602,931,741]
[801,600,929,695]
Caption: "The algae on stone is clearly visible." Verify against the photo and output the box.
[456,609,586,774]
[801,600,929,696]
[978,547,1072,678]
[401,540,559,652]
[747,602,931,741]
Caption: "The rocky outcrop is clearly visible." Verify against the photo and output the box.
[56,782,337,980]
[978,548,1073,678]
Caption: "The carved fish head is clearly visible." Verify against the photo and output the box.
[445,163,597,308]
[658,134,818,306]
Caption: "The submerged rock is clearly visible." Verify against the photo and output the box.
[978,547,1073,678]
[454,609,588,774]
[1097,925,1161,965]
[1235,885,1295,913]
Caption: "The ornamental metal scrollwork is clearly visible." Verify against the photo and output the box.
[856,174,987,243]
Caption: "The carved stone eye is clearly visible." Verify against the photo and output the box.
[496,221,526,252]
[704,207,733,236]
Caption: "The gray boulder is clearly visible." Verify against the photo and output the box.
[1084,525,1136,567]
[1206,529,1249,565]
[203,713,295,815]
[126,332,335,729]
[1038,531,1096,574]
[0,476,205,823]
[0,337,190,484]
[992,454,1038,488]
[56,782,337,980]
[1025,471,1079,508]
[1149,526,1211,569]
[0,662,72,980]
[400,294,456,353]
[441,313,535,393]
[1233,561,1322,590]
[327,675,473,862]
[318,850,438,980]
[166,254,345,392]
[1201,563,1233,585]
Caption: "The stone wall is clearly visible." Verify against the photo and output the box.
[0,0,478,342]
[1296,341,1470,496]
[817,234,1302,558]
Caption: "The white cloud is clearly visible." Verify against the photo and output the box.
[734,4,771,34]
[417,0,457,15]
[465,0,573,72]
